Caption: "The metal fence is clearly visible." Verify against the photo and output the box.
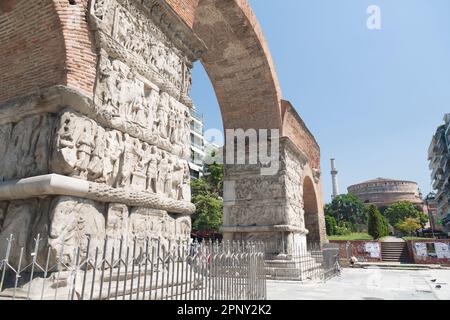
[265,240,340,282]
[0,235,266,300]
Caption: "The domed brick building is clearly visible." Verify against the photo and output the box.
[347,178,425,212]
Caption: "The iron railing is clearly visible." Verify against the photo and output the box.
[265,240,340,282]
[0,235,266,301]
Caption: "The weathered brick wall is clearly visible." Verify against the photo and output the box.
[330,240,383,265]
[407,240,450,266]
[0,0,97,104]
[54,0,97,97]
[0,0,66,102]
[282,100,321,169]
[165,0,199,28]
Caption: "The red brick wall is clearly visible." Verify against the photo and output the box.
[0,0,97,104]
[54,0,97,97]
[0,0,66,102]
[165,0,199,28]
[330,240,383,265]
[407,240,450,266]
[282,100,321,169]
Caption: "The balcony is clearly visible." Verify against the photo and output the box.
[190,124,203,136]
[433,177,445,191]
[190,111,203,123]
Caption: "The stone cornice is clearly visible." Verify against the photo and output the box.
[0,174,195,215]
[222,225,308,234]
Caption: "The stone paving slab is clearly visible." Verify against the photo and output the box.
[267,268,450,300]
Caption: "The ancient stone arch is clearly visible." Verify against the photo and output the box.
[0,0,326,265]
[303,176,321,243]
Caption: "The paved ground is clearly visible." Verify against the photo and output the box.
[267,268,450,300]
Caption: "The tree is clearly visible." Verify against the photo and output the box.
[395,218,421,236]
[204,162,224,197]
[191,178,210,197]
[325,194,368,226]
[325,215,337,236]
[191,156,224,232]
[384,201,422,227]
[367,205,389,239]
[418,212,429,228]
[191,194,223,232]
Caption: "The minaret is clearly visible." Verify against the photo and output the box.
[331,159,340,200]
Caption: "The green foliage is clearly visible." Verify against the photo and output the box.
[204,162,224,197]
[328,233,373,241]
[325,215,337,236]
[191,194,223,232]
[395,218,421,236]
[334,221,353,236]
[191,159,224,233]
[417,212,429,228]
[367,205,389,239]
[384,201,422,227]
[190,178,210,197]
[325,194,368,226]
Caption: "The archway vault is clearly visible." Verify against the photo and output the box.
[192,0,283,131]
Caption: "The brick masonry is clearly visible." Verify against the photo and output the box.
[330,240,384,265]
[0,0,97,103]
[407,239,450,266]
[165,0,199,28]
[0,0,66,102]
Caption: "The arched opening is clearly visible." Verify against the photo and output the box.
[303,176,321,243]
[192,0,282,132]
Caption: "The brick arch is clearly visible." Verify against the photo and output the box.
[192,0,283,130]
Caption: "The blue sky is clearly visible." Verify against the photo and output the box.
[190,0,450,204]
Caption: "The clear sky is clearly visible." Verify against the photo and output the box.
[190,0,450,204]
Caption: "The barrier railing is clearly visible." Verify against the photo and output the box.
[0,235,266,300]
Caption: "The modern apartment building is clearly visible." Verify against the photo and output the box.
[428,114,450,236]
[189,108,206,179]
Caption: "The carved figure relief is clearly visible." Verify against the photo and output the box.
[106,203,129,240]
[48,197,106,265]
[235,177,283,200]
[53,110,191,202]
[178,217,191,240]
[91,0,189,93]
[95,54,192,158]
[0,115,52,181]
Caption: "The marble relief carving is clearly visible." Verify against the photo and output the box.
[90,0,194,102]
[52,109,191,202]
[95,54,191,158]
[0,0,200,269]
[0,115,53,181]
[48,197,107,265]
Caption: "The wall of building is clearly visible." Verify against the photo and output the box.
[281,100,320,170]
[348,179,423,211]
[330,240,383,265]
[407,239,450,266]
[0,0,66,102]
[165,0,199,28]
[428,115,450,236]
